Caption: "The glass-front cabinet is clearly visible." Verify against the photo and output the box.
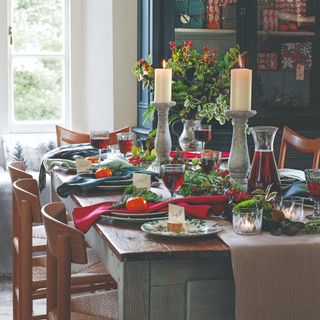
[138,0,319,123]
[172,0,320,126]
[137,0,320,167]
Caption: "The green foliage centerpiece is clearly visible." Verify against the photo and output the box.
[133,41,240,125]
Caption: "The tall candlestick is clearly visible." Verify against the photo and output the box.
[154,60,172,103]
[230,68,252,111]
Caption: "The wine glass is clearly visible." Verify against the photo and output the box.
[90,130,110,167]
[161,164,185,198]
[117,132,135,157]
[194,124,212,151]
[305,169,320,218]
[200,150,221,174]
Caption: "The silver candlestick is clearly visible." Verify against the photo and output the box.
[153,101,176,164]
[227,110,257,189]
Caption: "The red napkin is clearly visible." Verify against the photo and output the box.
[73,195,229,233]
[169,151,230,159]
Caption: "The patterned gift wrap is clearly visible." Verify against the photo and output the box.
[262,9,278,31]
[257,53,278,70]
[275,0,307,16]
[206,0,221,29]
[176,0,206,29]
[281,42,312,70]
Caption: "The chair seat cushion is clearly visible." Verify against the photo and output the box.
[70,290,118,320]
[32,224,47,239]
[71,248,101,274]
[32,236,47,247]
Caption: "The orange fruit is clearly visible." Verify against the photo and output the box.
[126,197,148,212]
[95,167,112,178]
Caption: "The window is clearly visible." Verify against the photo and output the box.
[6,0,70,133]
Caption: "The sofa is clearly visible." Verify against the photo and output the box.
[0,133,56,276]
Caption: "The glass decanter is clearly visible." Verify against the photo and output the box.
[248,126,281,193]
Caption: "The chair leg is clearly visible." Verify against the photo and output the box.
[13,244,18,320]
[20,203,33,320]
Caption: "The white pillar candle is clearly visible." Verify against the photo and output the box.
[230,68,252,111]
[154,60,172,103]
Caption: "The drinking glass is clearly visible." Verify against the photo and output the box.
[232,206,263,235]
[161,164,185,198]
[305,169,320,218]
[194,124,212,151]
[90,130,110,167]
[117,132,135,157]
[200,150,221,173]
[280,199,304,222]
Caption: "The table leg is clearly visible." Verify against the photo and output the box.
[50,171,61,202]
[118,261,150,320]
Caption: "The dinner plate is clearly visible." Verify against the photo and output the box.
[109,211,167,218]
[99,214,168,223]
[141,219,222,238]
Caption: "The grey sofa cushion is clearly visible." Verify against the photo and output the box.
[0,167,13,275]
[2,134,56,171]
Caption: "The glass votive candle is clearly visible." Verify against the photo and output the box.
[281,198,304,222]
[232,207,263,235]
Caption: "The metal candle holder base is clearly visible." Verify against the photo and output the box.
[227,110,257,189]
[152,102,176,171]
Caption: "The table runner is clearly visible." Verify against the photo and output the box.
[219,224,320,320]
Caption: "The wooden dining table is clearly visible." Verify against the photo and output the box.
[51,169,235,320]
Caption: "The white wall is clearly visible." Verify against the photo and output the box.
[78,0,138,132]
[113,0,138,130]
[81,0,114,132]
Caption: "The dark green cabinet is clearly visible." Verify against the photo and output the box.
[136,0,320,169]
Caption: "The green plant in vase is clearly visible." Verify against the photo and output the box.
[133,41,240,151]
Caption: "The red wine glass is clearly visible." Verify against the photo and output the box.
[161,164,185,198]
[305,169,320,218]
[90,130,109,167]
[194,124,212,151]
[117,132,135,157]
[200,150,221,174]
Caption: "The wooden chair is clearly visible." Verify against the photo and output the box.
[56,125,90,147]
[8,161,33,183]
[12,179,116,320]
[42,202,118,320]
[56,125,130,147]
[278,126,320,169]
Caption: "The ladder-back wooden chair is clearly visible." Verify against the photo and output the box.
[8,161,47,249]
[12,184,47,320]
[278,126,320,169]
[42,202,118,320]
[13,179,116,320]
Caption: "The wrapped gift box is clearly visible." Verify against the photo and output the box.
[262,9,278,31]
[257,53,278,70]
[281,42,312,70]
[275,0,307,16]
[176,0,206,29]
[206,0,221,29]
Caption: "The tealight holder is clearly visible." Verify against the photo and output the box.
[233,207,263,235]
[280,198,304,222]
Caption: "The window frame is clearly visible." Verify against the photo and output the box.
[6,0,71,133]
